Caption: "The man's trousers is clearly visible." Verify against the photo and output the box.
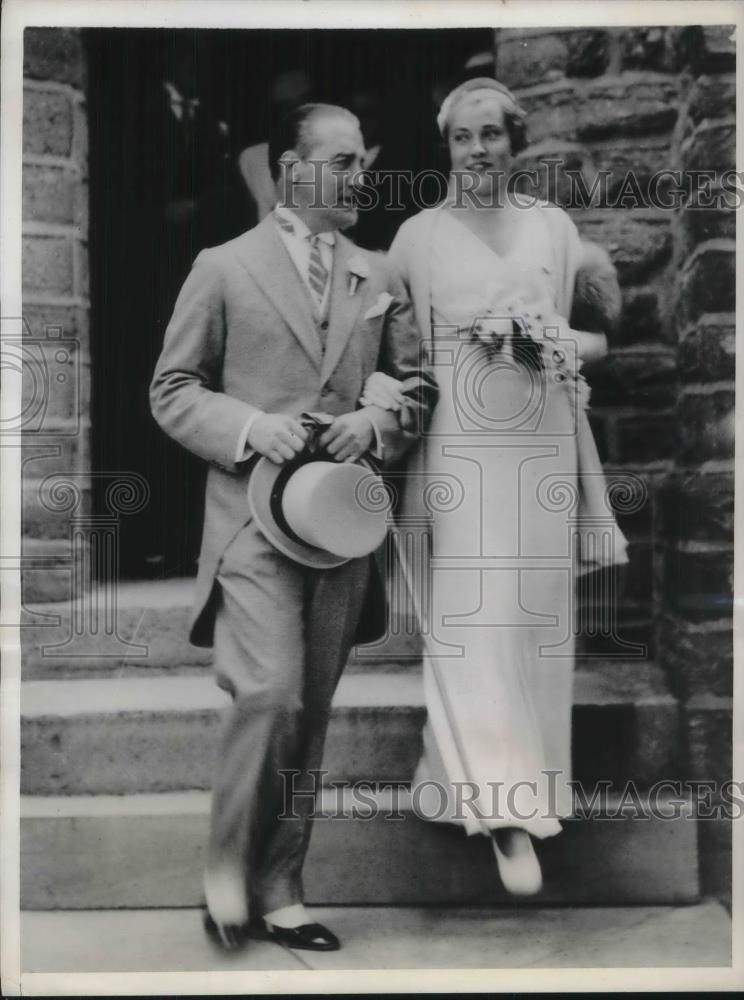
[206,519,371,916]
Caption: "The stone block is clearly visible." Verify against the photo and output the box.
[678,319,735,384]
[675,25,736,75]
[22,435,91,484]
[587,350,677,409]
[497,32,569,89]
[72,98,88,176]
[577,75,679,140]
[665,546,733,619]
[22,236,73,296]
[579,619,653,660]
[23,27,86,88]
[74,238,89,299]
[681,118,736,175]
[23,477,92,540]
[577,215,672,283]
[20,538,80,604]
[22,163,76,225]
[620,26,677,72]
[19,788,700,909]
[514,81,577,144]
[75,177,90,232]
[613,471,656,540]
[660,471,734,545]
[615,413,675,465]
[619,540,654,603]
[697,814,731,910]
[676,241,735,327]
[577,579,654,623]
[499,28,611,83]
[679,202,736,259]
[565,30,611,78]
[616,287,670,347]
[19,302,89,346]
[587,136,673,205]
[20,665,677,793]
[658,616,732,699]
[687,74,736,126]
[23,87,73,158]
[18,332,83,431]
[514,140,596,207]
[685,695,733,784]
[677,389,735,465]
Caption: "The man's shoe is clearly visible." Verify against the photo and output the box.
[202,910,251,952]
[266,921,340,951]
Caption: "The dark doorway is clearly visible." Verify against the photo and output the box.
[86,26,493,579]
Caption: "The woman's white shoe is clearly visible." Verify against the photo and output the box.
[491,829,543,896]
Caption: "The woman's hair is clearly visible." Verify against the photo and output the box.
[437,77,528,156]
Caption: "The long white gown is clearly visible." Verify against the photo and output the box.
[402,206,619,839]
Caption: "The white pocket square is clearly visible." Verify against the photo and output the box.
[364,292,393,320]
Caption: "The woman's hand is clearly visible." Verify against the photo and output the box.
[568,329,607,364]
[319,411,375,462]
[359,371,407,412]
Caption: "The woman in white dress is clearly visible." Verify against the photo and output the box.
[362,78,628,895]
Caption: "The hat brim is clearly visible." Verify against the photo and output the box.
[247,452,379,569]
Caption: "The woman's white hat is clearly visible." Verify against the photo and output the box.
[436,76,527,136]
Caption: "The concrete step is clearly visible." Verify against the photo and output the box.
[20,577,648,679]
[21,902,732,973]
[20,788,700,910]
[21,663,680,794]
[21,578,421,679]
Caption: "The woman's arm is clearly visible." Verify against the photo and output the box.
[570,328,608,365]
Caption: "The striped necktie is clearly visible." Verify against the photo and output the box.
[307,234,329,307]
[275,212,330,308]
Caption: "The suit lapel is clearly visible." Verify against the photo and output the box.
[234,215,324,370]
[320,234,366,387]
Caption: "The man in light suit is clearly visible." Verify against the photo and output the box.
[150,103,435,952]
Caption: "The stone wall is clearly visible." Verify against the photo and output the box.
[665,26,735,904]
[497,26,688,661]
[21,28,90,603]
[495,24,735,902]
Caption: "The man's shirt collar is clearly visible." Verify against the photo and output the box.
[274,204,335,246]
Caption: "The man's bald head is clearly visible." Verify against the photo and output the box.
[269,103,360,181]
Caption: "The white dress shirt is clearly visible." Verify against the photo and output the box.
[273,204,335,314]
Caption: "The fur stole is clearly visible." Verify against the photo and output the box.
[569,241,622,335]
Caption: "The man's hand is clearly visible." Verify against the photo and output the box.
[319,411,374,463]
[247,413,308,464]
[359,371,406,412]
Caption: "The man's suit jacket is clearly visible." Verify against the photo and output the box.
[150,213,435,647]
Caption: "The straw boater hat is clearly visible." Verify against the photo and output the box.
[247,444,391,569]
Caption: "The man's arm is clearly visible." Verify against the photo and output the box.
[367,265,438,466]
[149,249,263,471]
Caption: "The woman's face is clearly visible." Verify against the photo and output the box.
[446,92,513,200]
